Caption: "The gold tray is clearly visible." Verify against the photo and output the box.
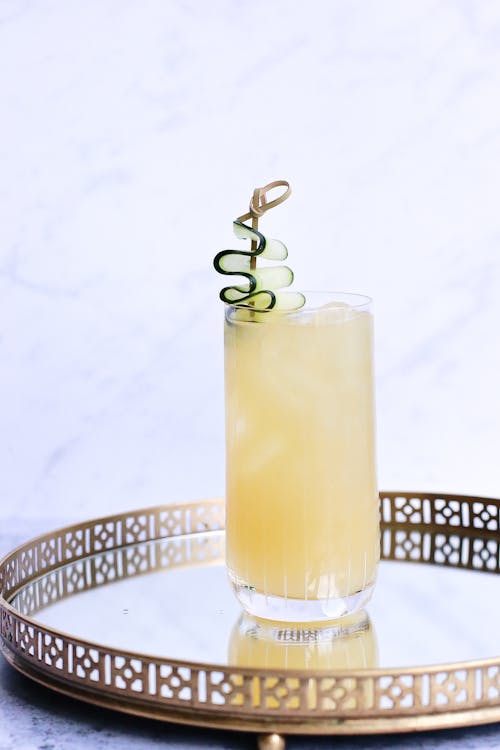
[1,491,500,749]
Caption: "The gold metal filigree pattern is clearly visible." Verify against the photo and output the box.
[1,493,500,741]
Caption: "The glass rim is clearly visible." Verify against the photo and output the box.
[300,290,372,309]
[224,290,373,316]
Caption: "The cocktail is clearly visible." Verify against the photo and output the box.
[214,181,379,622]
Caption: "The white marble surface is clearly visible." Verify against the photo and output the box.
[1,0,500,527]
[1,0,500,746]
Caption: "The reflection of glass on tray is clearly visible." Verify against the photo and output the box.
[228,611,378,671]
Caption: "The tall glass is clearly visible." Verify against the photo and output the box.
[224,292,379,622]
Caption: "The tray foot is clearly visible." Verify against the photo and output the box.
[258,733,286,750]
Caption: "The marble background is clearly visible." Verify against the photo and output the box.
[2,2,500,747]
[1,0,500,528]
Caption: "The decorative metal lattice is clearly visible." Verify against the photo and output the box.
[1,493,500,739]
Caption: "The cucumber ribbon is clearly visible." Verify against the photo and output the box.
[213,180,305,311]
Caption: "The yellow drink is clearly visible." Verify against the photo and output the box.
[224,293,379,621]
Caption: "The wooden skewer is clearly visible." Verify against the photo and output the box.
[238,180,292,275]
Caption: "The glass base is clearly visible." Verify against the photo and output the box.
[229,576,376,623]
[235,609,371,642]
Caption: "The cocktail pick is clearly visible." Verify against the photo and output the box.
[213,180,305,311]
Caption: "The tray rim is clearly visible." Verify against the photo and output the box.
[2,491,500,737]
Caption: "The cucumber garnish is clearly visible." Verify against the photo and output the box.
[213,181,305,312]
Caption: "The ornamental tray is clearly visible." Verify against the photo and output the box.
[1,491,500,749]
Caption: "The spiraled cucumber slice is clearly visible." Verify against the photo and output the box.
[222,288,276,308]
[273,291,306,311]
[215,252,251,273]
[228,292,308,322]
[261,237,288,261]
[252,266,293,292]
[233,222,261,243]
[214,208,305,312]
